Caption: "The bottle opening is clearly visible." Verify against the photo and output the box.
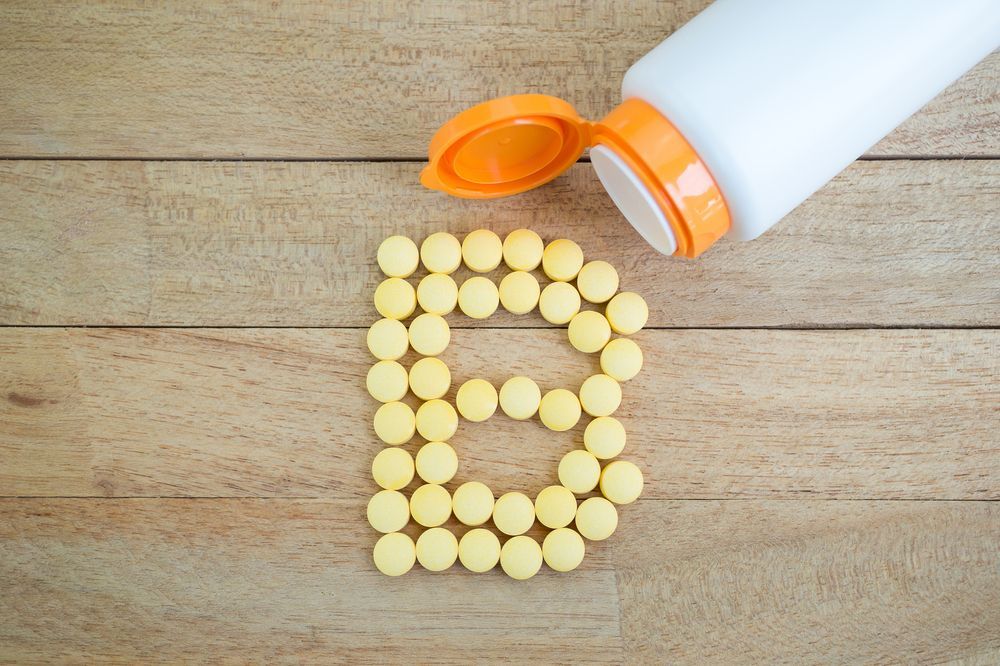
[590,145,677,256]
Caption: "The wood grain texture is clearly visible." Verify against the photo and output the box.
[2,327,996,499]
[0,1,996,159]
[1,498,997,663]
[2,160,998,327]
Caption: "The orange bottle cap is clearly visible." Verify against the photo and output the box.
[422,94,731,257]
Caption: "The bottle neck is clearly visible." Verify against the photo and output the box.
[590,98,731,258]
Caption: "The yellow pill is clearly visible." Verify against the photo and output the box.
[377,235,419,278]
[534,485,578,529]
[373,401,415,445]
[539,388,581,432]
[408,357,451,401]
[415,399,459,442]
[538,281,582,325]
[567,310,612,353]
[461,229,503,272]
[374,277,417,320]
[503,228,544,271]
[600,460,644,504]
[366,360,409,403]
[458,276,499,319]
[420,232,462,274]
[606,291,649,335]
[575,496,619,541]
[408,313,450,356]
[579,373,622,417]
[584,416,627,459]
[459,528,501,573]
[558,449,601,493]
[576,260,620,304]
[492,492,535,536]
[371,447,415,490]
[498,271,541,315]
[366,489,410,533]
[498,376,541,420]
[415,441,458,484]
[373,532,416,576]
[456,378,498,422]
[409,483,452,527]
[500,535,543,580]
[542,528,585,572]
[542,239,584,281]
[416,527,459,572]
[452,481,495,526]
[600,338,644,381]
[416,273,459,315]
[367,318,409,361]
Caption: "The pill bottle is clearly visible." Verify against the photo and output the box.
[421,0,999,257]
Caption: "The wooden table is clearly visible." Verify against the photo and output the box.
[1,2,997,663]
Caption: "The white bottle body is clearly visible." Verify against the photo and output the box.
[618,0,1000,243]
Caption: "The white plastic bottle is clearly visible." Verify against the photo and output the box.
[422,0,1000,257]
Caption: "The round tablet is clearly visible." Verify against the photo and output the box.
[567,310,612,353]
[374,277,417,320]
[373,401,415,445]
[599,460,644,504]
[456,379,498,422]
[606,292,649,335]
[377,235,419,278]
[575,496,619,541]
[409,484,452,527]
[584,416,627,459]
[366,489,410,533]
[576,260,620,304]
[415,399,459,442]
[498,271,541,315]
[500,535,543,580]
[366,360,409,403]
[452,481,495,526]
[415,441,458,484]
[461,229,503,272]
[458,276,500,319]
[538,388,581,432]
[542,239,584,281]
[558,449,601,493]
[416,273,459,315]
[420,232,462,274]
[534,485,577,529]
[408,357,451,401]
[408,313,450,357]
[579,373,622,417]
[415,527,459,572]
[492,492,535,536]
[498,376,541,420]
[542,528,585,572]
[371,447,415,490]
[600,338,643,381]
[503,229,544,271]
[373,532,416,576]
[459,528,501,573]
[538,281,581,325]
[367,318,409,361]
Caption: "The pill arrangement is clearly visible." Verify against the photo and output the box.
[367,230,647,579]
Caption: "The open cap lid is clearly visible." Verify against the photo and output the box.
[420,94,590,199]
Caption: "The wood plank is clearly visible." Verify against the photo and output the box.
[1,160,997,327]
[1,498,997,663]
[0,1,995,159]
[2,328,996,499]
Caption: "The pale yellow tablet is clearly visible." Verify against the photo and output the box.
[374,277,417,320]
[458,276,500,319]
[538,281,582,325]
[371,447,415,490]
[502,228,544,271]
[542,239,584,281]
[415,441,458,484]
[542,528,585,572]
[599,460,644,504]
[416,527,459,572]
[455,378,498,422]
[558,449,601,493]
[498,271,541,315]
[452,481,495,526]
[373,401,415,445]
[416,273,459,315]
[534,485,577,529]
[605,291,649,335]
[408,313,450,357]
[409,483,452,527]
[575,260,619,304]
[498,376,541,420]
[600,337,643,381]
[367,489,410,533]
[373,532,416,576]
[367,318,409,361]
[462,229,503,272]
[408,356,451,401]
[584,416,626,459]
[578,373,622,417]
[500,535,543,580]
[420,232,462,274]
[492,492,535,536]
[538,388,581,432]
[377,235,419,278]
[458,528,501,573]
[575,496,618,541]
[567,310,612,353]
[415,399,459,442]
[366,360,409,403]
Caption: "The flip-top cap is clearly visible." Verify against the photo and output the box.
[420,94,590,199]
